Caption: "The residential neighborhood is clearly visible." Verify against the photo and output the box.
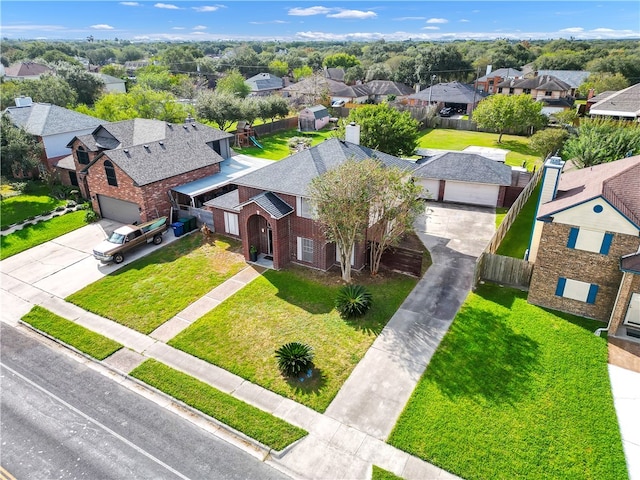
[1,9,640,480]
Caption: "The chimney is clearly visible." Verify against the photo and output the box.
[345,122,360,145]
[14,96,33,107]
[539,156,565,205]
[485,64,492,76]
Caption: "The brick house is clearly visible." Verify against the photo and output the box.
[204,127,417,270]
[474,67,523,94]
[494,75,574,115]
[527,156,640,358]
[66,118,233,224]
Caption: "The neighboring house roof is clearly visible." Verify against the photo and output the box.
[283,77,369,99]
[621,252,640,274]
[538,155,640,228]
[589,83,640,118]
[414,152,512,186]
[497,75,571,92]
[4,62,52,77]
[534,70,591,89]
[477,67,523,81]
[408,82,488,104]
[91,72,124,85]
[4,102,103,137]
[324,67,345,82]
[245,72,283,92]
[76,119,233,187]
[204,189,241,212]
[244,192,294,219]
[587,91,617,104]
[301,105,329,119]
[55,154,76,171]
[365,80,414,96]
[235,137,417,197]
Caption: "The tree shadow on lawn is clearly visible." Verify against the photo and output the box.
[284,366,327,396]
[540,306,605,334]
[428,308,541,405]
[475,283,520,310]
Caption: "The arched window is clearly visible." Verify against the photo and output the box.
[104,160,117,186]
[77,146,89,165]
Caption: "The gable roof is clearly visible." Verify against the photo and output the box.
[587,90,617,104]
[409,82,488,104]
[91,72,125,85]
[245,72,283,92]
[235,137,417,197]
[496,75,571,91]
[538,155,640,228]
[589,83,640,118]
[243,192,294,219]
[324,67,345,82]
[76,119,233,187]
[301,105,329,119]
[365,80,414,96]
[534,70,590,89]
[414,152,512,186]
[282,77,369,99]
[4,62,52,77]
[477,67,523,81]
[4,102,103,136]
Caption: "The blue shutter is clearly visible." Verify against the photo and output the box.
[600,233,614,255]
[555,277,566,297]
[587,284,599,304]
[567,227,579,248]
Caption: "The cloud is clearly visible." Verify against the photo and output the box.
[560,27,584,33]
[154,3,181,10]
[327,9,376,19]
[393,16,426,21]
[91,24,115,30]
[193,25,207,30]
[426,18,448,24]
[459,19,470,23]
[119,2,140,6]
[249,20,288,25]
[193,6,220,12]
[423,26,440,30]
[591,27,615,32]
[288,6,331,16]
[172,27,185,30]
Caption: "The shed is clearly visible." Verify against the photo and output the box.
[298,105,330,132]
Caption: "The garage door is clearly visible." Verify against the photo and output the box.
[417,179,440,199]
[97,195,140,224]
[443,181,499,207]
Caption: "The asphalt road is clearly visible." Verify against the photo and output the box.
[0,324,289,480]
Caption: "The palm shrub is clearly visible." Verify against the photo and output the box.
[335,284,372,318]
[275,342,314,377]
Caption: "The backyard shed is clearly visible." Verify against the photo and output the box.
[298,105,330,132]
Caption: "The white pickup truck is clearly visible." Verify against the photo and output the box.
[93,216,168,264]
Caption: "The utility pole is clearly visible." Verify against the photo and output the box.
[470,67,481,121]
[428,74,436,105]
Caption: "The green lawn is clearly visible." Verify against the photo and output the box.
[495,207,508,228]
[234,128,337,160]
[130,359,307,451]
[22,306,123,360]
[495,183,541,258]
[0,210,87,260]
[67,234,247,334]
[371,466,403,480]
[388,284,627,480]
[1,182,67,228]
[169,267,417,412]
[418,129,541,170]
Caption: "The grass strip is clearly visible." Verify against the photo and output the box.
[130,359,307,451]
[1,210,87,260]
[495,183,541,258]
[21,306,122,360]
[0,183,66,228]
[372,466,404,480]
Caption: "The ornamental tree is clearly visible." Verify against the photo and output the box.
[472,94,546,143]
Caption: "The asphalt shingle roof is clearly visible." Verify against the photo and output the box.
[204,190,241,212]
[283,77,369,98]
[235,137,417,197]
[4,103,103,137]
[534,70,591,89]
[477,67,523,81]
[589,83,640,118]
[245,73,283,92]
[408,82,488,104]
[245,192,293,219]
[302,105,329,119]
[365,80,414,96]
[414,152,513,186]
[496,75,571,91]
[4,62,52,77]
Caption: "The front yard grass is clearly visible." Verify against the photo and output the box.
[67,234,246,334]
[22,306,123,360]
[169,267,417,412]
[495,183,540,258]
[130,359,307,451]
[418,129,540,170]
[234,128,336,160]
[388,284,627,480]
[0,210,87,260]
[0,182,66,228]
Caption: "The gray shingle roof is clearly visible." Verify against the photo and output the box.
[235,137,417,197]
[590,83,640,118]
[283,77,369,99]
[4,103,103,136]
[302,105,329,119]
[414,152,512,186]
[365,80,414,96]
[535,70,591,89]
[204,189,241,212]
[496,75,571,91]
[409,82,488,104]
[245,192,293,219]
[477,67,523,81]
[245,73,283,92]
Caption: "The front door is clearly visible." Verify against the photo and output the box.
[265,223,273,256]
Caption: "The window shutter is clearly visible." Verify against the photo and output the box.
[587,284,599,304]
[296,237,303,261]
[567,227,579,249]
[555,277,566,296]
[600,233,614,255]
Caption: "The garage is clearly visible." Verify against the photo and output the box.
[97,195,140,224]
[443,181,500,207]
[417,179,440,200]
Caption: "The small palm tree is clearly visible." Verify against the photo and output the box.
[275,342,314,377]
[335,284,372,318]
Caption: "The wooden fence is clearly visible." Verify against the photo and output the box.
[477,253,534,289]
[253,117,298,136]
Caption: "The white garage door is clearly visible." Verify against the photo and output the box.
[417,179,440,199]
[443,181,499,207]
[97,195,141,224]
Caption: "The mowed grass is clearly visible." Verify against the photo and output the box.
[22,306,122,360]
[496,183,541,258]
[169,267,417,412]
[130,359,307,451]
[418,128,540,170]
[67,234,246,334]
[0,210,87,260]
[235,128,337,160]
[388,284,627,480]
[0,182,66,228]
[371,466,403,480]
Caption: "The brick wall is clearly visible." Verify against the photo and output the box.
[528,222,640,321]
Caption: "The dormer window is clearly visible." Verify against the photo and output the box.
[104,160,118,187]
[77,146,89,165]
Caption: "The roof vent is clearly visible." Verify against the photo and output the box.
[183,125,188,129]
[159,141,164,146]
[167,123,173,128]
[191,123,197,128]
[124,149,128,153]
[144,144,150,151]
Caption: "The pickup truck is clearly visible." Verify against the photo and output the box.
[93,216,168,264]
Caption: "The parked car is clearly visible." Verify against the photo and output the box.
[93,216,168,264]
[331,99,346,107]
[439,107,453,117]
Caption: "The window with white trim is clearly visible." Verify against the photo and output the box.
[555,277,599,304]
[566,227,613,255]
[296,196,315,219]
[223,211,239,236]
[297,237,314,263]
[624,293,640,329]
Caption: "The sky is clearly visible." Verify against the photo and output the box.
[1,1,639,42]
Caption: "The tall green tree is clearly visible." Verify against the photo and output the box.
[577,72,629,97]
[323,52,359,69]
[55,62,105,105]
[472,94,545,143]
[529,128,570,159]
[215,69,250,98]
[195,91,244,131]
[1,115,43,178]
[339,103,420,156]
[269,59,289,77]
